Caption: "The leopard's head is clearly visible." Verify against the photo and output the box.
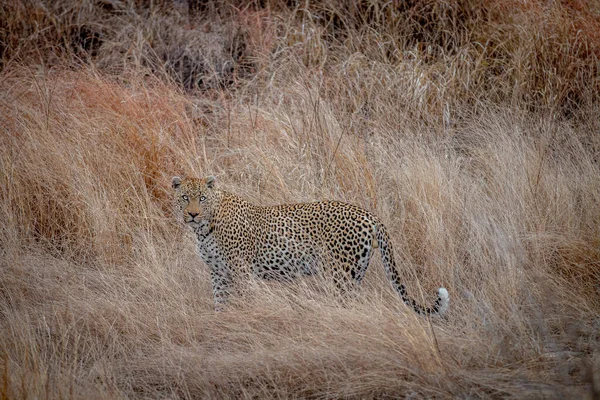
[172,176,218,226]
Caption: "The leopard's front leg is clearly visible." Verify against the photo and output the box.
[210,262,232,311]
[194,228,232,311]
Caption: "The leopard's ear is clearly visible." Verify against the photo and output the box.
[205,176,215,188]
[172,176,182,189]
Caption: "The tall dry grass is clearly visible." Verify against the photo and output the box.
[1,0,600,398]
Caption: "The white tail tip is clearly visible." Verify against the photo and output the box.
[437,287,450,315]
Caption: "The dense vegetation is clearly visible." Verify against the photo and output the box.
[1,0,599,397]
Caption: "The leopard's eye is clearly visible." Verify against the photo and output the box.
[200,196,207,202]
[182,195,189,202]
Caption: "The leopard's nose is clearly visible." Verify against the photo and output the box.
[188,212,199,218]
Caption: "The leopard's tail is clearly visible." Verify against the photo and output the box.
[375,223,449,315]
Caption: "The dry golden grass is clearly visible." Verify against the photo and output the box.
[1,1,600,398]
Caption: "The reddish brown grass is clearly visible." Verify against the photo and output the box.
[1,1,599,398]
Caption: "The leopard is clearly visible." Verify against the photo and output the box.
[172,175,449,315]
